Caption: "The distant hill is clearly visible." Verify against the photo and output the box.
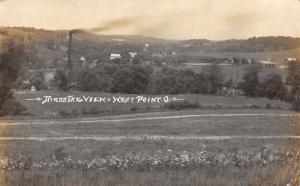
[181,37,300,53]
[181,47,300,63]
[0,27,300,69]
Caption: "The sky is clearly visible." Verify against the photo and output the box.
[0,0,300,40]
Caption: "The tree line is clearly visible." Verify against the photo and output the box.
[53,63,291,102]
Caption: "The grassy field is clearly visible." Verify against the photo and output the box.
[0,109,299,185]
[179,64,286,82]
[0,109,299,138]
[0,163,300,186]
[5,91,297,186]
[14,91,291,117]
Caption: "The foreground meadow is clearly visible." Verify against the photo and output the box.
[0,109,299,185]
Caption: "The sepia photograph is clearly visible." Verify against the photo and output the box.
[0,0,300,185]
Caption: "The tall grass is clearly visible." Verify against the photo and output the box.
[0,164,298,186]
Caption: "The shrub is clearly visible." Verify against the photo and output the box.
[0,99,26,115]
[71,109,79,116]
[53,147,67,160]
[130,106,138,112]
[53,70,69,91]
[164,101,200,110]
[81,107,88,115]
[0,85,26,116]
[58,110,69,117]
[89,107,99,114]
[292,99,300,111]
[260,73,287,100]
[265,102,272,109]
[248,104,261,109]
[239,65,261,97]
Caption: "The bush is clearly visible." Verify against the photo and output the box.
[81,107,88,115]
[292,99,300,111]
[265,102,272,109]
[30,72,48,90]
[164,101,200,110]
[0,85,26,116]
[71,109,79,116]
[53,70,69,91]
[247,104,261,109]
[89,107,99,114]
[0,99,26,116]
[130,106,138,112]
[260,73,287,100]
[58,110,69,117]
[53,147,67,160]
[239,65,261,97]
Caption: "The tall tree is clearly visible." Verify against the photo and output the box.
[286,60,300,98]
[53,70,69,91]
[0,39,26,115]
[202,63,223,95]
[239,65,261,97]
[286,60,300,110]
[0,39,26,86]
[260,73,287,100]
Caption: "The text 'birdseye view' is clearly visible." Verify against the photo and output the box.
[0,0,300,185]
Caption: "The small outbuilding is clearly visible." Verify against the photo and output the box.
[257,60,276,67]
[110,54,121,60]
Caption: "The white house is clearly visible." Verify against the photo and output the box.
[80,56,87,68]
[80,56,86,61]
[31,85,36,92]
[110,53,121,60]
[129,52,137,58]
[286,57,297,62]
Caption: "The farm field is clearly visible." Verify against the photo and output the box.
[183,47,300,63]
[180,64,286,82]
[0,109,299,185]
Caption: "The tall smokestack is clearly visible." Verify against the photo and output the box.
[68,31,73,71]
